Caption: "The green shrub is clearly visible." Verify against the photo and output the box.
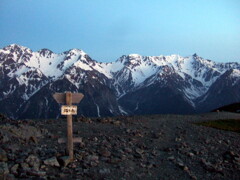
[195,119,240,133]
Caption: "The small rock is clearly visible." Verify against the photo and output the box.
[5,174,15,180]
[0,148,8,162]
[59,156,71,167]
[27,169,46,177]
[181,142,188,147]
[99,168,111,175]
[140,163,146,168]
[29,136,38,144]
[86,155,99,162]
[113,121,121,126]
[0,132,10,143]
[234,157,240,163]
[25,154,41,170]
[164,148,173,152]
[108,158,121,164]
[69,162,77,168]
[0,162,9,176]
[229,151,235,156]
[85,155,99,167]
[20,163,30,171]
[121,154,127,160]
[167,156,175,161]
[99,149,111,157]
[100,118,108,123]
[7,144,20,153]
[7,153,15,161]
[190,175,197,180]
[59,172,69,178]
[40,165,46,169]
[225,140,231,144]
[205,139,210,144]
[177,162,184,168]
[44,157,60,167]
[126,129,131,133]
[2,136,10,143]
[188,152,194,157]
[136,148,144,155]
[152,132,162,139]
[124,147,132,153]
[151,149,158,156]
[79,141,85,148]
[10,164,19,175]
[183,166,189,171]
[202,160,222,172]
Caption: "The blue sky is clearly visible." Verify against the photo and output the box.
[0,0,239,62]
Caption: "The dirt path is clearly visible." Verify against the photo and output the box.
[0,112,240,179]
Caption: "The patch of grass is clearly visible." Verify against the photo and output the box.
[195,119,240,133]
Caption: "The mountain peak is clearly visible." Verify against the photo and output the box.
[128,54,141,58]
[193,53,198,57]
[38,48,54,57]
[0,44,240,119]
[6,44,22,48]
[3,44,32,53]
[63,48,86,56]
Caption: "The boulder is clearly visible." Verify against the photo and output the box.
[44,157,60,167]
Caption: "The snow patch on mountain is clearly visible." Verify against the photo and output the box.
[231,69,240,78]
[1,44,240,114]
[230,69,240,86]
[74,60,92,71]
[2,84,16,97]
[26,52,66,78]
[118,105,128,115]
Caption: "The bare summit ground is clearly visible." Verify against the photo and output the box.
[0,112,240,180]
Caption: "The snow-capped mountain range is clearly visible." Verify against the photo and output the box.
[0,44,240,119]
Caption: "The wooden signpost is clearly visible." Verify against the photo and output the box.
[53,92,84,161]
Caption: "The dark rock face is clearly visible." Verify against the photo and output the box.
[18,74,121,119]
[196,69,240,112]
[119,85,195,115]
[0,44,240,119]
[119,69,198,115]
[0,68,49,119]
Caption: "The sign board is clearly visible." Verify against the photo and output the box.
[52,92,84,161]
[53,93,84,104]
[61,105,77,115]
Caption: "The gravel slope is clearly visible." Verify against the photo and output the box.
[0,112,240,179]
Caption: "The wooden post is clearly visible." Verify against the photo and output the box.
[53,92,84,162]
[66,92,74,161]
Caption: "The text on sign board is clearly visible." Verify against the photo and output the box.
[61,105,77,115]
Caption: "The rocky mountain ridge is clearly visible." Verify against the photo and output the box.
[0,44,240,119]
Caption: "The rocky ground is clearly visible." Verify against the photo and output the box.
[0,112,240,180]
